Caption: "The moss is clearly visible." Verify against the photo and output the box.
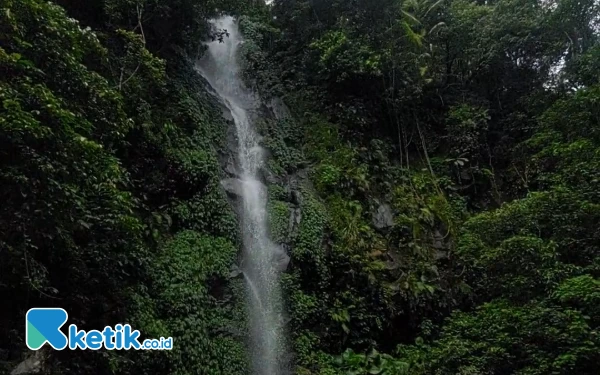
[268,200,291,244]
[268,184,289,202]
[146,231,246,374]
[167,147,221,189]
[292,187,328,264]
[170,183,238,243]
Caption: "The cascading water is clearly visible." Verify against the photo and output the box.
[196,16,289,375]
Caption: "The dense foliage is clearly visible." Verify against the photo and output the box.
[0,0,251,373]
[244,0,600,373]
[1,0,599,374]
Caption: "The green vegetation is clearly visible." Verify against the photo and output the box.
[1,0,600,374]
[0,0,249,373]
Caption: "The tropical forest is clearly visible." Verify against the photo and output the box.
[1,0,600,374]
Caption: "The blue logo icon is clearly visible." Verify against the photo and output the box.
[26,308,69,350]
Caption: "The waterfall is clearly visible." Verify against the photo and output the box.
[196,16,289,375]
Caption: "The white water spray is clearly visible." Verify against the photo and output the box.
[196,16,288,375]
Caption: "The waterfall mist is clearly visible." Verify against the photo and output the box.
[196,16,289,375]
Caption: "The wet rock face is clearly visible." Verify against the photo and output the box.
[260,166,281,185]
[373,204,394,230]
[11,350,45,375]
[272,244,291,272]
[221,178,244,197]
[266,97,291,120]
[288,208,302,237]
[224,157,239,177]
